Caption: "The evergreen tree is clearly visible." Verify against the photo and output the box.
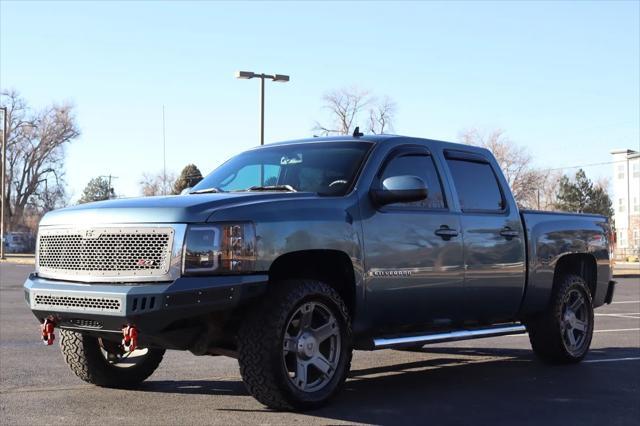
[555,169,613,218]
[172,164,203,194]
[78,177,115,204]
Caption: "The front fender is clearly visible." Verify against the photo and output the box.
[206,194,364,277]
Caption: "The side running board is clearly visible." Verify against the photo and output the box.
[373,324,526,349]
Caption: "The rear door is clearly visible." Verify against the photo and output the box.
[443,150,526,322]
[362,146,465,332]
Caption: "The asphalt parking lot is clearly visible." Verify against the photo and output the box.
[1,263,638,425]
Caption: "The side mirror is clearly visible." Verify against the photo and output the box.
[371,175,428,206]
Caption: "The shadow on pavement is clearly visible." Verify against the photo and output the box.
[137,346,639,425]
[137,378,249,396]
[315,346,640,425]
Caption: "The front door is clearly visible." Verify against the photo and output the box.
[362,146,465,333]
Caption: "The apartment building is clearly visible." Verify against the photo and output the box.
[611,149,640,258]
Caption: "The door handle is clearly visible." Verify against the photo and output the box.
[435,226,459,240]
[500,227,519,239]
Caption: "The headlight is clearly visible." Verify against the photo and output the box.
[182,222,256,275]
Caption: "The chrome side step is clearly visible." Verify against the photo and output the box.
[373,324,527,349]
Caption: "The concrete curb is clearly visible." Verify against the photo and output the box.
[613,273,640,279]
[0,258,35,265]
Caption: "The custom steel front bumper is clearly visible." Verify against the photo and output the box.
[24,273,268,348]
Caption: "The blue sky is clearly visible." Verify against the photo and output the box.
[1,0,639,200]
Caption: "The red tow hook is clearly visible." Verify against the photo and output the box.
[41,318,56,346]
[122,325,138,352]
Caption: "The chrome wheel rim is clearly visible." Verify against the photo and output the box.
[560,289,590,356]
[282,301,341,392]
[99,339,149,368]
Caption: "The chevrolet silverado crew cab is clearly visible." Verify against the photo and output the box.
[24,135,615,410]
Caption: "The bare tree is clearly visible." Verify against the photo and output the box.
[314,87,396,136]
[459,128,559,209]
[368,96,396,135]
[139,171,176,196]
[534,169,563,210]
[1,90,79,231]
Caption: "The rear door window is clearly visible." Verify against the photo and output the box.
[445,158,504,212]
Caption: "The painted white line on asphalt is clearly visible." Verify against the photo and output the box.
[611,301,640,304]
[503,328,640,338]
[595,313,640,319]
[584,357,640,363]
[595,312,640,315]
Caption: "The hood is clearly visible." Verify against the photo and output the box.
[40,192,310,226]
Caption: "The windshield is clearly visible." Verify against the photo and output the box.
[191,142,372,195]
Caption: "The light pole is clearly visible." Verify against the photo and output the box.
[0,106,7,259]
[235,71,290,146]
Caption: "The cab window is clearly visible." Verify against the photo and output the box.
[446,158,504,212]
[381,153,446,209]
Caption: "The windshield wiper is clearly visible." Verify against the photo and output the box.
[246,185,297,192]
[189,187,224,194]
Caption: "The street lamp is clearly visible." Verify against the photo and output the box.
[0,106,7,259]
[235,71,290,146]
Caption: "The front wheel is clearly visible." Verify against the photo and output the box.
[59,329,165,388]
[527,274,594,364]
[237,280,353,411]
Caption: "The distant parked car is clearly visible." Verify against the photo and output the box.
[3,232,32,253]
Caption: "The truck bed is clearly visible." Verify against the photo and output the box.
[519,209,612,315]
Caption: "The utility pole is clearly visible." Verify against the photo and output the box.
[99,175,118,198]
[235,72,289,186]
[162,105,167,195]
[235,71,290,146]
[259,77,265,146]
[626,154,631,253]
[1,106,7,260]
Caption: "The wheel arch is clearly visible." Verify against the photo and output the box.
[268,249,357,317]
[552,253,598,300]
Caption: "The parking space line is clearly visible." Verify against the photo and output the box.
[502,328,640,338]
[611,301,640,304]
[595,313,640,319]
[584,357,640,363]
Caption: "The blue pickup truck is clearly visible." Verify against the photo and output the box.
[24,135,615,410]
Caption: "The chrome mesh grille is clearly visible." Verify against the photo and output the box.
[34,294,121,311]
[37,227,175,280]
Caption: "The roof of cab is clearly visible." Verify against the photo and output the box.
[253,134,396,147]
[251,134,491,157]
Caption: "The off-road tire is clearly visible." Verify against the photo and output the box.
[237,280,353,411]
[527,274,594,364]
[59,329,165,388]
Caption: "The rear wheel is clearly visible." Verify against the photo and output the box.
[59,329,165,388]
[237,280,352,411]
[527,274,594,364]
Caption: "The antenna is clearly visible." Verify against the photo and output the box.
[352,126,364,137]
